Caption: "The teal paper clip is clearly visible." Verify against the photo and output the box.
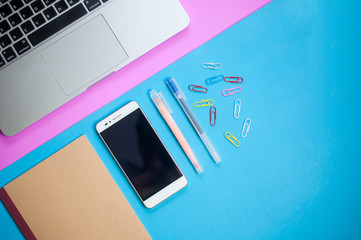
[205,75,224,86]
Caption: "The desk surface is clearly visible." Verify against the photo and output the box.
[2,0,361,239]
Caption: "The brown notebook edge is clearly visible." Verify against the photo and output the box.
[0,187,36,240]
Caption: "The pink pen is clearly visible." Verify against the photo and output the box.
[150,90,203,174]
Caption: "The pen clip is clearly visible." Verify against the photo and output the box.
[150,90,173,114]
[166,77,187,100]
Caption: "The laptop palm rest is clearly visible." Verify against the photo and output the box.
[41,15,128,96]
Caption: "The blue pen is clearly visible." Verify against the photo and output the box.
[166,77,221,163]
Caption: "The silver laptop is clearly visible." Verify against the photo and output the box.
[0,0,189,136]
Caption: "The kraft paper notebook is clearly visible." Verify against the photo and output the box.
[0,135,151,240]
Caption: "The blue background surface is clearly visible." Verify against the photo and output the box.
[1,0,361,239]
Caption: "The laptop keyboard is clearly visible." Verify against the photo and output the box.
[0,0,109,68]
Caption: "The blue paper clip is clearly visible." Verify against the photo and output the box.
[205,75,224,85]
[210,106,216,126]
[241,118,251,138]
[222,87,241,96]
[194,99,214,108]
[202,63,221,69]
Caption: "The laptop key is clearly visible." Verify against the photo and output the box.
[19,6,34,20]
[83,0,101,12]
[28,4,87,46]
[0,20,11,34]
[2,46,17,62]
[0,55,5,68]
[31,0,45,13]
[9,27,23,41]
[8,12,22,27]
[13,38,31,55]
[54,0,68,14]
[0,4,13,18]
[21,20,35,33]
[10,0,24,11]
[32,13,45,27]
[44,6,57,20]
[43,0,56,5]
[66,0,79,6]
[0,34,12,48]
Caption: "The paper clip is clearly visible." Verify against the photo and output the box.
[202,63,221,69]
[205,75,224,85]
[210,106,216,126]
[194,99,214,108]
[224,132,240,147]
[234,99,241,119]
[241,118,251,138]
[188,84,208,93]
[222,87,241,96]
[224,76,244,83]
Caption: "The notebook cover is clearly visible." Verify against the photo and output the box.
[2,135,151,240]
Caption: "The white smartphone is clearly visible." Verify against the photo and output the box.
[96,101,187,208]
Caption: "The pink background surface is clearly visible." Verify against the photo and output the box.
[0,0,272,170]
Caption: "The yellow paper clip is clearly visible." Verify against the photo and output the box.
[194,99,214,108]
[224,132,240,147]
[241,118,251,138]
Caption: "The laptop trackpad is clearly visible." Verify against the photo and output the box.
[41,15,128,95]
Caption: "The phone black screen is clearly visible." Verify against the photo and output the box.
[100,108,182,201]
